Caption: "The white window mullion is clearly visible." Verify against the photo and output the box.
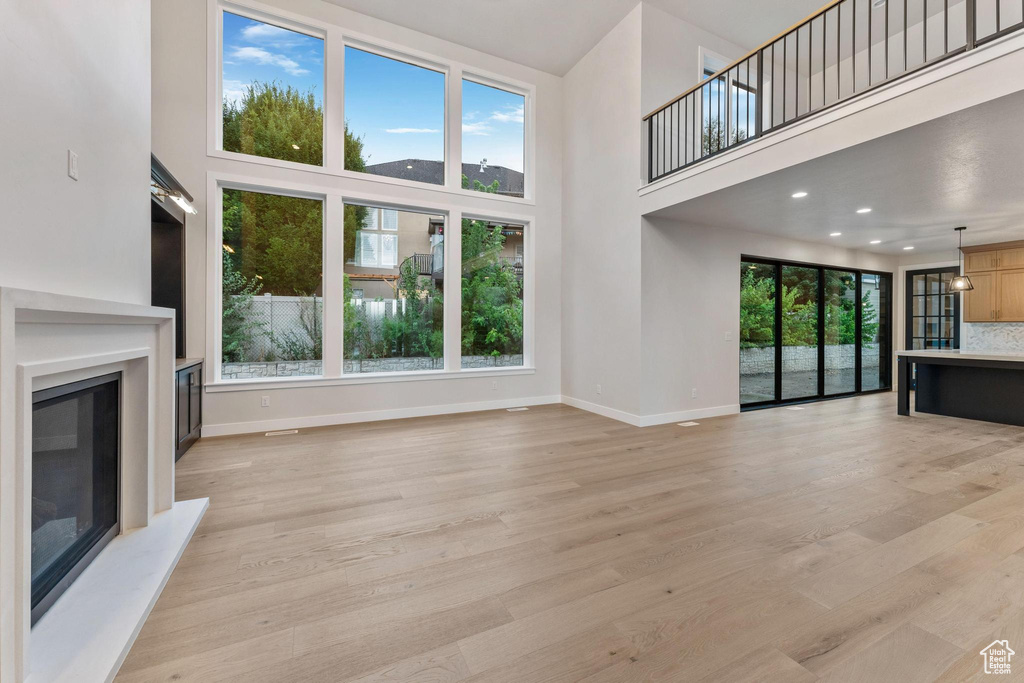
[444,209,462,372]
[324,26,345,174]
[447,64,463,190]
[323,194,344,377]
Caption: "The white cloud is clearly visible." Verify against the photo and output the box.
[462,121,491,136]
[229,46,309,76]
[385,128,441,134]
[491,104,524,124]
[222,79,251,107]
[240,23,310,49]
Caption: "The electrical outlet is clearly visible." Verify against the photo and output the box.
[261,395,270,407]
[691,388,698,399]
[725,331,733,342]
[67,149,79,180]
[491,380,497,391]
[596,384,602,395]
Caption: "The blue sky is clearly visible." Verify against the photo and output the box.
[344,47,445,168]
[223,13,524,173]
[462,80,524,173]
[222,12,324,107]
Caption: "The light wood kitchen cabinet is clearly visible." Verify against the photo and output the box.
[998,269,1024,320]
[962,240,1024,322]
[999,248,1024,270]
[965,250,1000,272]
[964,271,997,322]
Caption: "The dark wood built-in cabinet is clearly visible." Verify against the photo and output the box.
[152,154,202,459]
[175,359,203,461]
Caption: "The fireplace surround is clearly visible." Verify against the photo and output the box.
[0,287,208,682]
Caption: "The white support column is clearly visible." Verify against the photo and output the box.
[444,209,462,372]
[447,65,463,191]
[323,195,344,377]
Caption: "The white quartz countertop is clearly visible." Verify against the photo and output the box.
[896,349,1024,362]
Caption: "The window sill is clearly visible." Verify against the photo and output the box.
[207,149,536,207]
[205,366,536,392]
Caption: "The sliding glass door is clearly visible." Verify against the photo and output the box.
[824,270,857,396]
[740,258,893,409]
[781,265,819,401]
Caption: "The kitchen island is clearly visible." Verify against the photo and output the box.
[897,349,1024,425]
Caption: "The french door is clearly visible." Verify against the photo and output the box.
[905,268,960,351]
[740,257,893,409]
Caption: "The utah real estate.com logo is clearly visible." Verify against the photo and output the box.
[980,640,1015,675]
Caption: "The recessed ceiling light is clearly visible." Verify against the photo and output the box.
[792,191,808,198]
[904,246,915,250]
[830,232,842,237]
[870,240,882,244]
[856,208,872,214]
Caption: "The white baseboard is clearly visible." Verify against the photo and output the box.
[202,395,563,437]
[630,404,740,427]
[559,396,645,426]
[560,395,739,427]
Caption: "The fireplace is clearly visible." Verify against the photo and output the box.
[30,373,120,625]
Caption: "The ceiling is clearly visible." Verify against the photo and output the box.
[321,0,824,75]
[651,90,1024,256]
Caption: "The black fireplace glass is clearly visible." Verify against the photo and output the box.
[31,373,120,624]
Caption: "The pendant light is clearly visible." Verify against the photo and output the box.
[950,226,974,292]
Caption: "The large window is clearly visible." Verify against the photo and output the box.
[344,47,445,184]
[461,219,525,367]
[221,189,323,380]
[462,80,525,198]
[343,204,444,373]
[740,258,892,408]
[221,12,324,165]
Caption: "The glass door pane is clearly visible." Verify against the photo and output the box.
[824,270,857,395]
[782,265,819,400]
[861,273,890,390]
[740,261,777,405]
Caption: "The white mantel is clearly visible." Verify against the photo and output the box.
[0,288,208,683]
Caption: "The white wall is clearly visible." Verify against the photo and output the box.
[561,5,644,416]
[640,218,898,418]
[640,4,748,117]
[0,0,151,305]
[152,0,562,433]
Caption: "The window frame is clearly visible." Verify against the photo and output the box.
[459,211,535,373]
[208,0,536,205]
[460,73,531,200]
[212,1,331,170]
[206,170,537,390]
[210,175,329,384]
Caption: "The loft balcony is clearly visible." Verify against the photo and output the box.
[641,0,1024,210]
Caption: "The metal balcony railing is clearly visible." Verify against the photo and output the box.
[644,0,1024,183]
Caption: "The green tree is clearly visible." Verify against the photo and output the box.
[221,248,264,363]
[462,174,500,194]
[223,81,368,264]
[461,220,523,357]
[702,117,747,156]
[740,267,879,348]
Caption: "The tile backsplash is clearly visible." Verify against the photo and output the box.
[964,323,1024,353]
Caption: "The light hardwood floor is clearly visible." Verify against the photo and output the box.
[116,393,1024,682]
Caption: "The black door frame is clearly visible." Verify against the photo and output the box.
[741,255,894,410]
[904,267,962,351]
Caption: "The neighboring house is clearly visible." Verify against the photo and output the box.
[346,206,523,301]
[364,159,525,198]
